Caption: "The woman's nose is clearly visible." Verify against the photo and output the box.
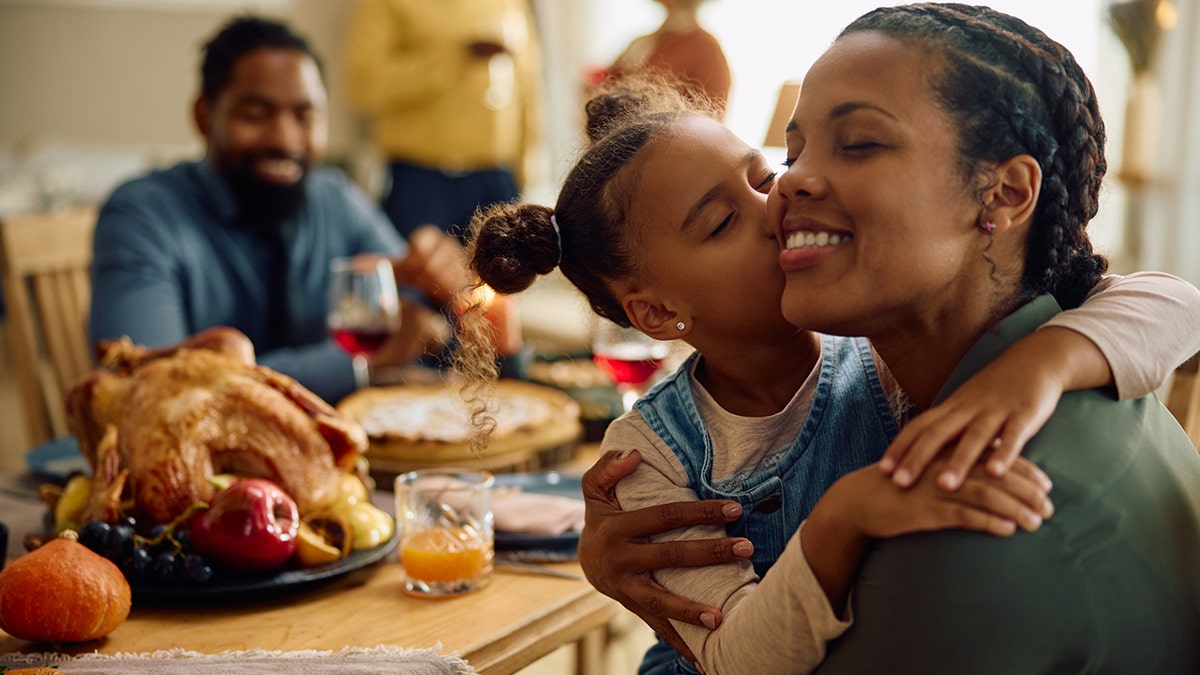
[775,156,827,201]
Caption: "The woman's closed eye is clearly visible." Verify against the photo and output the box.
[841,140,883,154]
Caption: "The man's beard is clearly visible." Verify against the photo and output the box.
[224,157,309,231]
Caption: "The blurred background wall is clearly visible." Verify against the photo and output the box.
[0,0,1191,279]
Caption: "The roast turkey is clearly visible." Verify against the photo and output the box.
[65,327,368,525]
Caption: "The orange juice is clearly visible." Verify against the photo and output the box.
[402,526,493,584]
[395,469,495,596]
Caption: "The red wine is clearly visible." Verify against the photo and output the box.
[594,354,663,387]
[330,327,390,356]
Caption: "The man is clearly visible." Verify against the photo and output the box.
[344,0,542,242]
[90,16,471,404]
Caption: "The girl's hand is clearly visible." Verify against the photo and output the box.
[839,457,1054,541]
[881,329,1092,491]
[804,456,1054,613]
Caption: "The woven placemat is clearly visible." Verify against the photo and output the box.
[0,645,473,674]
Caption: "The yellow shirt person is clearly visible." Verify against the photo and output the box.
[346,0,543,240]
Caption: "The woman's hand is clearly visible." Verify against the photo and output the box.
[578,450,752,661]
[880,326,1106,490]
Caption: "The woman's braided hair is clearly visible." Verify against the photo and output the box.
[841,3,1108,308]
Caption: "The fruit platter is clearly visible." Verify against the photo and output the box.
[11,328,398,627]
[41,472,398,604]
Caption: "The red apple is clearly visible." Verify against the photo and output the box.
[190,478,299,572]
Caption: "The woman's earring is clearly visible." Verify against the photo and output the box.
[676,321,686,331]
[981,220,996,233]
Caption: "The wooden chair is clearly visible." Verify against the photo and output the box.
[762,80,801,149]
[1166,352,1200,451]
[0,206,97,447]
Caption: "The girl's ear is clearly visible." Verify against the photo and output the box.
[983,154,1041,233]
[624,295,686,341]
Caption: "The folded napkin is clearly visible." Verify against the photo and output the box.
[396,476,585,536]
[493,491,585,536]
[0,645,473,674]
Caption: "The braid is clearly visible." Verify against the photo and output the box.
[843,3,1108,308]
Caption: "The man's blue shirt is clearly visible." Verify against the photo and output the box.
[90,159,407,404]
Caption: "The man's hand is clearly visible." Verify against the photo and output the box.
[578,449,753,661]
[368,299,451,369]
[467,41,508,58]
[393,226,472,307]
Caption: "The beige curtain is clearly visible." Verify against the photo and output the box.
[1130,0,1200,285]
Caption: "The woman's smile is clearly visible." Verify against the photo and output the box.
[776,215,854,273]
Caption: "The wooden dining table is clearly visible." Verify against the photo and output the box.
[2,560,619,674]
[0,446,621,675]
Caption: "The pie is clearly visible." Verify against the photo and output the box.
[336,380,583,468]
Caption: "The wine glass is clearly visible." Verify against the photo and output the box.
[326,256,401,390]
[592,320,672,412]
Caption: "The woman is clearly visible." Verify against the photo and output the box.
[770,5,1200,671]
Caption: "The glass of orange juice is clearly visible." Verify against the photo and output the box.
[394,469,495,597]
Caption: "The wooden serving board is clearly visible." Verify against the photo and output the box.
[337,380,584,476]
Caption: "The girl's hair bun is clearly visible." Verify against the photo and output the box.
[583,72,717,143]
[584,87,655,143]
[467,202,559,295]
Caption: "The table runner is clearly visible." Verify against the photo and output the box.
[0,645,473,673]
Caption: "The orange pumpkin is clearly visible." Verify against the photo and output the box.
[0,538,131,643]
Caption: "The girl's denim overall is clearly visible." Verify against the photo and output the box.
[634,335,898,674]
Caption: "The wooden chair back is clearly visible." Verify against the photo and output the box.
[0,206,97,447]
[1166,352,1200,451]
[763,80,802,149]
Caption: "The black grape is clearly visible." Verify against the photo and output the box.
[103,524,135,561]
[122,548,152,580]
[182,553,215,583]
[78,520,110,552]
[152,551,180,582]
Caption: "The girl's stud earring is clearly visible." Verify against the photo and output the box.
[676,321,686,331]
[982,220,996,233]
